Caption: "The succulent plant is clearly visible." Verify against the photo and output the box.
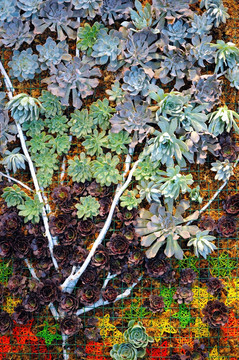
[152,0,193,26]
[110,97,152,146]
[78,285,100,305]
[110,343,138,360]
[2,184,27,207]
[106,80,125,104]
[154,165,193,212]
[7,93,42,124]
[36,37,71,71]
[44,56,101,109]
[127,0,153,31]
[0,111,17,154]
[100,0,132,25]
[77,22,105,56]
[181,340,208,360]
[17,195,43,224]
[144,294,165,313]
[124,321,154,351]
[82,130,108,156]
[191,74,222,111]
[45,115,69,135]
[190,185,203,204]
[133,158,161,181]
[76,195,100,220]
[224,193,239,216]
[136,200,199,260]
[217,133,239,162]
[173,287,193,304]
[1,147,26,173]
[202,300,228,328]
[91,245,109,269]
[91,29,124,71]
[0,0,19,23]
[90,98,115,130]
[12,305,32,324]
[205,1,229,27]
[76,0,102,18]
[0,19,34,49]
[210,40,239,73]
[91,153,121,186]
[67,154,92,183]
[39,90,63,118]
[27,132,54,154]
[137,180,161,203]
[122,66,150,96]
[59,294,79,314]
[225,66,239,90]
[8,48,40,82]
[120,189,142,210]
[123,30,158,68]
[187,230,217,259]
[32,0,80,41]
[217,215,236,238]
[151,89,189,118]
[162,19,189,46]
[180,268,197,286]
[60,316,82,336]
[188,13,213,36]
[189,34,215,67]
[102,286,119,302]
[199,216,216,232]
[206,277,224,296]
[81,267,98,285]
[17,0,43,17]
[69,109,93,139]
[209,105,239,136]
[211,159,234,182]
[145,118,193,168]
[107,131,131,155]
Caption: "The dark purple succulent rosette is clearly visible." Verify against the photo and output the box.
[7,275,27,296]
[107,233,129,259]
[162,270,176,285]
[144,294,165,313]
[81,267,98,285]
[218,133,239,162]
[37,280,60,305]
[12,234,32,259]
[22,292,41,313]
[77,219,96,237]
[0,311,13,334]
[198,216,216,232]
[224,193,239,216]
[116,207,138,226]
[35,257,54,277]
[145,253,170,278]
[109,257,127,275]
[127,247,144,266]
[99,197,112,217]
[87,181,111,198]
[12,305,32,324]
[121,267,140,286]
[173,287,193,305]
[91,245,109,269]
[206,277,224,296]
[70,246,88,267]
[31,236,49,258]
[60,224,78,246]
[101,286,119,302]
[202,300,228,328]
[0,239,13,258]
[60,316,82,337]
[78,285,100,305]
[0,211,21,236]
[59,293,79,314]
[49,214,70,236]
[182,340,208,360]
[217,215,237,238]
[53,245,71,266]
[52,185,72,205]
[180,268,197,286]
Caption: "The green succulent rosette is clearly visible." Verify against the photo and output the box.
[110,343,138,360]
[123,321,154,351]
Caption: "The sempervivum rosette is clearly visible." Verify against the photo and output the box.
[202,300,228,328]
[60,316,82,337]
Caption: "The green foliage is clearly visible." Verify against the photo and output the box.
[133,158,161,181]
[107,131,131,154]
[208,105,239,136]
[82,130,108,156]
[39,90,63,118]
[137,180,161,203]
[90,98,116,130]
[45,115,69,135]
[106,80,125,104]
[172,304,194,328]
[50,135,71,155]
[69,109,93,139]
[120,189,142,210]
[37,168,55,188]
[91,153,121,186]
[36,321,62,346]
[187,230,217,259]
[21,119,45,137]
[75,195,100,220]
[0,260,13,285]
[208,252,237,278]
[128,0,152,30]
[17,195,43,223]
[211,159,234,181]
[190,185,203,204]
[124,300,151,321]
[1,147,26,173]
[32,152,59,170]
[7,93,42,124]
[210,40,239,73]
[27,132,54,154]
[77,22,104,56]
[68,153,92,183]
[160,286,176,311]
[2,184,28,207]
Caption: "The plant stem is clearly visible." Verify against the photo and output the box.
[0,172,33,191]
[76,277,142,316]
[60,159,141,292]
[0,61,59,270]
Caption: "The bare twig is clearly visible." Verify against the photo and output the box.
[0,172,33,191]
[61,159,141,292]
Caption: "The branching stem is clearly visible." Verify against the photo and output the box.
[0,172,33,191]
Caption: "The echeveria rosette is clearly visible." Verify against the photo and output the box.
[82,130,108,156]
[208,105,239,137]
[188,13,213,36]
[206,277,224,296]
[191,74,222,111]
[106,80,125,104]
[90,98,115,130]
[8,48,40,82]
[36,37,71,71]
[210,40,239,73]
[100,0,132,25]
[211,160,234,182]
[0,19,35,50]
[173,287,193,305]
[187,230,217,259]
[110,343,138,360]
[145,118,193,168]
[76,0,102,19]
[124,321,154,354]
[226,66,239,90]
[91,153,121,186]
[16,0,42,18]
[162,19,189,46]
[39,90,63,118]
[189,34,215,68]
[7,94,42,124]
[75,196,100,220]
[136,180,161,204]
[44,56,101,109]
[126,0,153,31]
[202,300,228,328]
[190,185,203,204]
[135,200,199,260]
[0,0,19,23]
[151,89,190,119]
[77,22,105,56]
[144,295,165,313]
[205,1,229,28]
[122,66,150,97]
[1,148,26,174]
